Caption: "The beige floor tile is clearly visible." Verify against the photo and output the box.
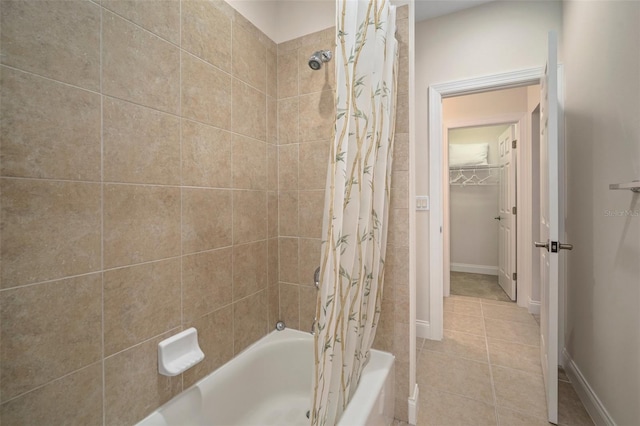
[423,330,489,363]
[417,385,497,426]
[449,295,481,303]
[418,350,493,404]
[444,297,483,317]
[492,366,547,419]
[484,318,539,346]
[558,380,594,426]
[487,338,542,375]
[480,299,518,307]
[496,406,549,426]
[481,303,538,325]
[444,311,486,336]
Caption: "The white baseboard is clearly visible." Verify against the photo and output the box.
[408,383,419,425]
[562,348,616,426]
[450,263,498,276]
[416,320,430,339]
[528,298,540,315]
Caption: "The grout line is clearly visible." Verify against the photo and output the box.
[481,303,501,426]
[98,4,107,424]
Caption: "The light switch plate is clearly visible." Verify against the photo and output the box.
[416,196,429,211]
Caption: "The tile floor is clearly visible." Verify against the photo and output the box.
[396,295,593,426]
[450,272,511,302]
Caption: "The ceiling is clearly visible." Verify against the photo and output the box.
[414,0,495,22]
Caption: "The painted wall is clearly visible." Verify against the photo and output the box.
[415,1,562,323]
[448,125,507,270]
[562,1,640,424]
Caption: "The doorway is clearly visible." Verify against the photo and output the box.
[446,123,516,302]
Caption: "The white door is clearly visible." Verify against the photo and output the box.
[497,125,517,300]
[537,31,571,425]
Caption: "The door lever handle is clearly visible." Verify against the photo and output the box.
[535,241,549,251]
[559,243,573,250]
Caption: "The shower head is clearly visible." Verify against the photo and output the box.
[308,50,332,70]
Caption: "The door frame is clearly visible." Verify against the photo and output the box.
[427,67,565,347]
[443,117,523,299]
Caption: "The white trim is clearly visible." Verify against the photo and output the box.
[562,349,615,426]
[415,320,430,339]
[407,383,419,425]
[428,67,550,341]
[528,298,541,315]
[450,263,498,276]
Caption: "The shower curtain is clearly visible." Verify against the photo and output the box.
[311,0,398,424]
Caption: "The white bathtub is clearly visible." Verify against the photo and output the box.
[137,328,395,426]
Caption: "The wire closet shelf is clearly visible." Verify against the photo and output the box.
[449,164,501,186]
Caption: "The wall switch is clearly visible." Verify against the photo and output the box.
[416,196,429,211]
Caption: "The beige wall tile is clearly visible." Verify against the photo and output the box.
[232,79,266,141]
[278,144,299,190]
[182,248,233,322]
[103,11,179,114]
[268,283,280,328]
[277,50,298,99]
[389,208,409,247]
[299,238,321,287]
[299,285,317,333]
[105,331,182,426]
[104,259,181,356]
[298,190,325,238]
[103,0,180,44]
[0,0,100,91]
[0,363,102,426]
[182,188,232,254]
[181,0,232,72]
[267,96,278,144]
[299,91,334,142]
[299,140,329,190]
[268,191,278,238]
[233,240,268,301]
[393,133,409,172]
[298,48,335,95]
[267,144,278,191]
[395,92,409,134]
[279,237,299,284]
[268,238,279,287]
[103,184,180,269]
[181,52,232,129]
[279,282,300,330]
[182,120,232,188]
[1,68,101,181]
[397,4,409,19]
[183,305,233,388]
[278,191,299,237]
[232,134,267,190]
[266,50,277,99]
[0,275,102,400]
[233,24,266,92]
[233,290,268,354]
[233,190,267,244]
[277,98,299,144]
[104,97,180,185]
[1,179,101,288]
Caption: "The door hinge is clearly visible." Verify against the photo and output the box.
[512,272,517,281]
[512,139,517,149]
[512,206,517,215]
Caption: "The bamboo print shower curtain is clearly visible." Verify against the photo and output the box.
[311,0,398,424]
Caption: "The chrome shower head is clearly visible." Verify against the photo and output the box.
[308,50,332,70]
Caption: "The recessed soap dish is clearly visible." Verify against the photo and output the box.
[158,328,205,376]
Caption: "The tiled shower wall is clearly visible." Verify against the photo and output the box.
[274,6,411,422]
[0,1,278,424]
